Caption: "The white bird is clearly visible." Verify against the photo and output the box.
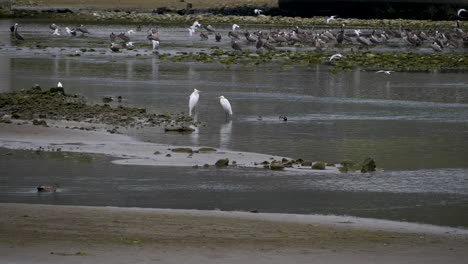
[232,24,240,31]
[217,96,233,119]
[57,82,63,88]
[127,29,136,35]
[354,29,361,36]
[254,9,263,15]
[52,28,60,36]
[326,15,337,24]
[457,9,467,17]
[188,27,195,36]
[376,70,394,74]
[191,21,201,29]
[152,40,159,50]
[189,89,202,116]
[329,53,344,62]
[126,42,135,48]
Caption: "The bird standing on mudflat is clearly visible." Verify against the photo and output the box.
[189,89,202,116]
[13,23,24,41]
[217,96,233,119]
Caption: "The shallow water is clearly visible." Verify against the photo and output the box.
[1,19,468,227]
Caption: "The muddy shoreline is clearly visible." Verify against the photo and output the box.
[1,203,467,263]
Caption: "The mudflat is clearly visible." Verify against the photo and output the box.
[1,203,467,263]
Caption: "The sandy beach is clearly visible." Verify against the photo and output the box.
[1,203,468,264]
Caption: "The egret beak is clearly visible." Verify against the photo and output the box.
[198,90,202,93]
[216,96,221,99]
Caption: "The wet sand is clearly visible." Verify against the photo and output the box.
[0,121,339,171]
[1,203,467,264]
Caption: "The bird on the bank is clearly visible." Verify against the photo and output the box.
[188,27,195,36]
[117,32,130,43]
[152,40,160,50]
[191,21,201,29]
[430,41,443,52]
[65,27,76,36]
[13,23,24,41]
[231,40,242,51]
[189,89,202,116]
[457,8,467,17]
[52,28,60,36]
[254,9,263,15]
[204,24,216,32]
[215,32,222,42]
[110,42,122,52]
[57,82,63,88]
[49,23,58,31]
[217,96,233,119]
[232,24,240,31]
[376,70,394,74]
[76,24,89,35]
[329,53,344,62]
[326,15,337,24]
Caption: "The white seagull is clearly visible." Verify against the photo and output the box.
[327,15,337,24]
[52,28,60,36]
[329,53,344,62]
[254,9,263,15]
[152,40,159,50]
[376,70,394,74]
[189,89,202,116]
[232,24,240,31]
[457,9,467,17]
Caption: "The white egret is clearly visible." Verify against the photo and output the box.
[188,27,195,36]
[217,96,233,119]
[254,9,263,15]
[52,28,60,36]
[326,15,337,24]
[191,21,201,29]
[189,89,202,116]
[457,9,466,17]
[57,82,63,88]
[232,24,240,31]
[329,53,343,62]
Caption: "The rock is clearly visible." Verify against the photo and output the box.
[153,151,162,155]
[166,154,171,157]
[301,161,312,166]
[32,119,47,126]
[283,160,294,168]
[164,124,195,132]
[312,161,326,170]
[102,97,113,103]
[171,148,193,153]
[359,157,376,173]
[198,147,217,152]
[270,161,284,170]
[261,161,270,165]
[203,164,209,168]
[215,158,229,168]
[49,87,65,95]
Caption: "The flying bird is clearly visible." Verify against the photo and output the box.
[217,96,233,119]
[52,28,60,36]
[326,15,337,24]
[329,53,344,62]
[457,9,467,17]
[376,70,394,74]
[254,9,263,15]
[189,89,202,116]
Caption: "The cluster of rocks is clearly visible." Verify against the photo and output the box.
[255,157,376,173]
[0,86,198,132]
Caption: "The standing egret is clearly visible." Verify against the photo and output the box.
[216,96,233,119]
[57,82,63,88]
[189,89,202,116]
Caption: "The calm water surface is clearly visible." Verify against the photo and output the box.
[1,19,468,227]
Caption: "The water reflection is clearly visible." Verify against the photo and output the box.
[220,120,232,149]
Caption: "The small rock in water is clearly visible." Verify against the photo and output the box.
[32,119,47,126]
[359,157,376,173]
[270,161,284,170]
[37,185,57,192]
[312,161,326,170]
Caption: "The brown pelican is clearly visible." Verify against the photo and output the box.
[245,32,257,43]
[263,41,276,51]
[110,32,116,42]
[200,32,208,40]
[231,40,242,51]
[228,31,240,39]
[117,32,130,43]
[204,24,216,33]
[256,38,266,49]
[215,32,222,42]
[76,24,89,35]
[13,23,24,41]
[49,23,58,30]
[430,42,443,52]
